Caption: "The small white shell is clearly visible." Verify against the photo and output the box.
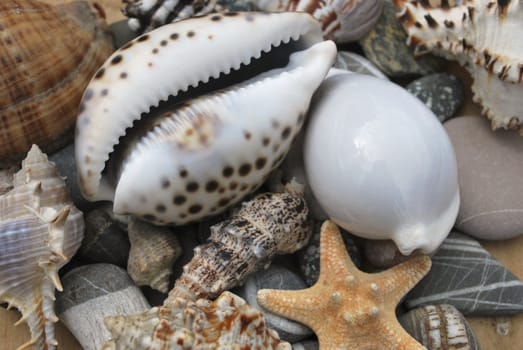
[303,73,459,254]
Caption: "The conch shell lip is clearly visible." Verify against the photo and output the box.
[75,11,325,203]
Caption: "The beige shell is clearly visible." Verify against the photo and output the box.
[394,0,523,132]
[127,217,182,293]
[0,0,113,167]
[101,291,291,350]
[166,181,312,303]
[0,145,84,350]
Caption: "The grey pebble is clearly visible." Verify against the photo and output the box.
[298,221,361,286]
[292,340,319,350]
[406,73,464,122]
[78,207,130,267]
[359,0,445,77]
[110,19,140,49]
[405,232,523,315]
[235,265,313,343]
[363,239,413,269]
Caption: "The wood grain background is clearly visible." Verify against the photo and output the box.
[1,1,522,349]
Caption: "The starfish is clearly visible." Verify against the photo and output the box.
[257,220,431,350]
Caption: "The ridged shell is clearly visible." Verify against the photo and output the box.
[123,0,218,32]
[399,304,480,350]
[0,0,113,167]
[127,217,182,293]
[256,0,384,43]
[166,182,312,302]
[0,145,84,350]
[101,291,291,350]
[394,0,523,132]
[75,12,335,225]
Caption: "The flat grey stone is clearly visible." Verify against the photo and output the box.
[292,340,318,350]
[359,0,445,77]
[406,73,464,122]
[405,232,523,315]
[444,116,523,240]
[236,265,313,343]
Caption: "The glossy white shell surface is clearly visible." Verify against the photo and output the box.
[304,73,459,254]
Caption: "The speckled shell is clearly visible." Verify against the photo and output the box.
[256,0,384,43]
[75,12,336,225]
[0,145,84,350]
[123,0,218,32]
[0,0,113,168]
[303,73,459,255]
[165,182,312,302]
[399,304,480,350]
[101,291,291,350]
[127,217,182,293]
[394,0,523,132]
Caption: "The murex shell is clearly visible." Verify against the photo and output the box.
[101,291,291,350]
[304,73,459,254]
[75,12,336,225]
[0,145,84,350]
[0,0,113,167]
[394,0,523,132]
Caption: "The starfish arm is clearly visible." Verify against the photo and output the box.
[384,318,428,350]
[317,220,359,282]
[256,288,316,327]
[376,255,432,304]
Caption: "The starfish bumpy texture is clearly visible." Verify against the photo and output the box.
[257,220,432,350]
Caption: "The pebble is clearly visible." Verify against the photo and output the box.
[334,51,388,80]
[406,73,464,122]
[109,19,139,49]
[292,340,319,350]
[78,207,130,267]
[235,265,313,343]
[359,0,445,77]
[405,232,523,315]
[56,264,150,350]
[363,239,414,269]
[444,116,523,240]
[298,221,361,286]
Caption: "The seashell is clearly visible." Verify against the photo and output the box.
[303,73,459,255]
[0,0,114,168]
[165,181,312,302]
[75,12,336,225]
[127,217,182,293]
[255,0,385,43]
[399,304,480,350]
[0,145,84,350]
[101,291,291,350]
[123,0,218,32]
[394,0,523,132]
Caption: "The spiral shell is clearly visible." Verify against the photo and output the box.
[166,181,312,302]
[0,0,113,167]
[101,291,291,350]
[0,145,84,350]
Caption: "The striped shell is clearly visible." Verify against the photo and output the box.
[75,12,336,225]
[0,145,84,350]
[0,0,113,167]
[394,0,523,132]
[101,291,291,350]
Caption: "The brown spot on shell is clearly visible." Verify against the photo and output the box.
[222,166,234,177]
[211,15,222,21]
[188,204,203,214]
[137,34,150,42]
[281,126,291,140]
[170,33,179,40]
[424,14,438,28]
[186,181,199,192]
[160,40,168,46]
[111,55,123,65]
[95,67,105,79]
[156,204,167,213]
[161,178,171,189]
[206,180,219,192]
[238,163,252,176]
[121,41,133,50]
[173,195,186,205]
[255,157,267,170]
[180,169,188,178]
[444,20,454,28]
[187,31,195,38]
[262,137,270,147]
[120,72,128,79]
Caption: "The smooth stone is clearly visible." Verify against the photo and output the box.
[292,340,319,350]
[406,73,464,122]
[334,51,388,80]
[78,207,130,267]
[235,265,313,343]
[359,0,445,77]
[56,264,150,350]
[49,143,94,211]
[298,221,361,286]
[444,116,523,240]
[109,19,139,49]
[406,232,523,315]
[363,239,414,269]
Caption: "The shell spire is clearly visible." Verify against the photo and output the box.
[394,0,523,132]
[0,145,84,350]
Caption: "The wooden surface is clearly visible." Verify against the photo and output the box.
[1,1,522,349]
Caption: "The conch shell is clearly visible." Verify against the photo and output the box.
[0,145,84,350]
[166,181,312,302]
[101,291,291,350]
[394,0,523,132]
[0,0,113,167]
[75,12,336,225]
